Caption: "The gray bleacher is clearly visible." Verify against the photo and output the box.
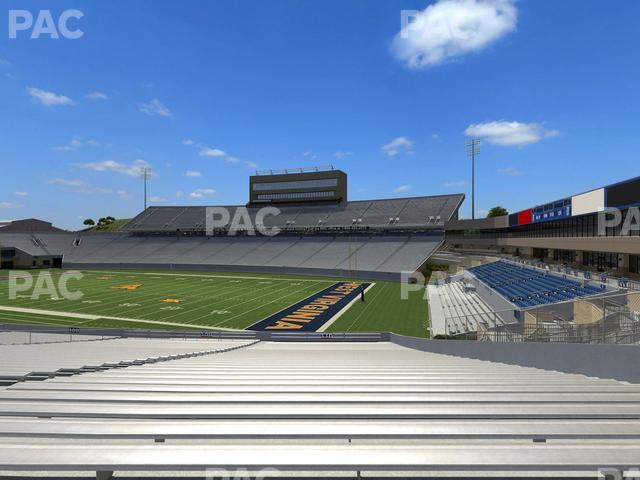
[0,234,50,256]
[122,194,463,232]
[1,339,639,478]
[428,279,506,336]
[375,236,442,272]
[232,236,302,266]
[2,232,443,276]
[0,194,458,277]
[297,238,365,269]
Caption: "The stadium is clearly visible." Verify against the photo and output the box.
[3,0,640,477]
[2,167,640,478]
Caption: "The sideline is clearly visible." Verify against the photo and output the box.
[0,305,241,332]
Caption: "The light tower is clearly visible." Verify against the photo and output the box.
[140,167,152,210]
[465,138,481,220]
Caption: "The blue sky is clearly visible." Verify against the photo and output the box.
[1,0,639,229]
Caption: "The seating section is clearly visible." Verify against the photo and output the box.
[123,194,463,232]
[1,341,639,477]
[0,338,256,385]
[429,280,503,335]
[468,260,603,308]
[1,233,443,274]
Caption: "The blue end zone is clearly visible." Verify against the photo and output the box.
[248,281,371,332]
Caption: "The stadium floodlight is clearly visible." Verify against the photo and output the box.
[465,138,481,220]
[140,167,152,210]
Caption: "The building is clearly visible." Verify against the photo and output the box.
[248,166,348,205]
[0,171,464,278]
[445,176,640,276]
[0,219,65,269]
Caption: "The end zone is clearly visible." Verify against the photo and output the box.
[248,281,373,332]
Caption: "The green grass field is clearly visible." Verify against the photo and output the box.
[0,269,428,337]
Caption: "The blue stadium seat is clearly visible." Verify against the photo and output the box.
[468,261,604,308]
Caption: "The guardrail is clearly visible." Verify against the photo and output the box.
[0,323,387,342]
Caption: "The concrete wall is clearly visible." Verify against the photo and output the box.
[62,261,404,282]
[446,235,640,256]
[574,299,604,325]
[464,273,519,325]
[390,334,640,384]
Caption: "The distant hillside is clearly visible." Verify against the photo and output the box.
[84,219,131,233]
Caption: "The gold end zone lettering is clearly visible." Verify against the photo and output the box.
[249,281,370,332]
[266,321,305,330]
[300,304,329,311]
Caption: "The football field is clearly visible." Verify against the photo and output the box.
[0,269,429,337]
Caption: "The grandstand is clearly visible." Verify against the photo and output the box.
[428,278,504,336]
[468,260,605,308]
[0,187,462,279]
[123,195,463,233]
[2,333,640,478]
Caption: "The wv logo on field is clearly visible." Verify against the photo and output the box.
[249,282,371,332]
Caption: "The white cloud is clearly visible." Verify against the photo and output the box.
[54,136,101,151]
[444,180,466,188]
[0,58,10,66]
[77,159,152,177]
[176,191,184,198]
[392,0,517,68]
[50,178,85,187]
[86,91,108,100]
[199,147,226,158]
[244,160,259,170]
[181,139,195,146]
[465,120,559,146]
[189,188,216,199]
[334,151,353,159]
[185,170,202,177]
[394,184,412,193]
[224,156,240,164]
[139,98,172,117]
[0,202,16,209]
[431,133,440,140]
[497,167,524,176]
[382,137,414,156]
[14,191,28,196]
[149,196,166,203]
[26,87,74,107]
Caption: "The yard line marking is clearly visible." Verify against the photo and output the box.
[0,305,240,331]
[211,281,328,328]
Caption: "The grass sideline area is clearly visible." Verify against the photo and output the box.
[0,269,429,337]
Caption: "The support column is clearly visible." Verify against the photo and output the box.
[618,253,630,276]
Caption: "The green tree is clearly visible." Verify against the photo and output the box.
[83,218,95,226]
[487,206,508,218]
